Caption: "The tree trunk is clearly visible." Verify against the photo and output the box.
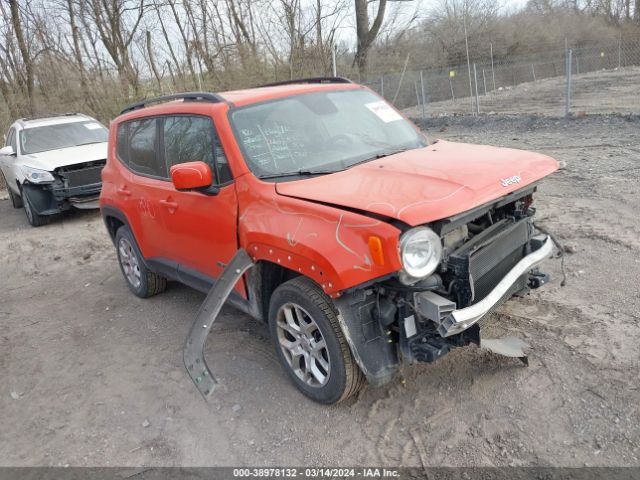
[146,31,163,94]
[66,0,97,111]
[9,0,35,114]
[354,0,387,80]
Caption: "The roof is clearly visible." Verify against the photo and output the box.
[117,78,364,118]
[219,82,362,107]
[17,113,92,129]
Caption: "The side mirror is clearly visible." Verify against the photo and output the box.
[170,161,215,192]
[0,145,15,156]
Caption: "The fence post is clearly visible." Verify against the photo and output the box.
[490,42,496,90]
[463,15,474,115]
[576,57,580,75]
[331,43,337,77]
[420,71,427,121]
[473,63,480,115]
[482,68,487,95]
[565,49,572,118]
[380,76,384,98]
[618,35,622,68]
[531,64,536,81]
[449,75,456,103]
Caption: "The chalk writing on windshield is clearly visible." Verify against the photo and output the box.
[239,123,312,171]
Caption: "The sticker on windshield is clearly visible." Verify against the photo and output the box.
[84,123,102,130]
[365,101,403,123]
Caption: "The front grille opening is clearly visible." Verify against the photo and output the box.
[55,160,106,188]
[440,198,534,308]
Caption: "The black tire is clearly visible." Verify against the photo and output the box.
[268,277,365,404]
[8,186,23,208]
[1,172,22,208]
[22,188,49,227]
[115,226,167,298]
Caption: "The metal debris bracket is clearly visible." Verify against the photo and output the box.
[183,249,254,400]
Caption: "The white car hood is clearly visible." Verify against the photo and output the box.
[20,143,108,170]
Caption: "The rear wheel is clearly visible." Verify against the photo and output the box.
[22,188,49,227]
[268,277,364,404]
[115,226,167,298]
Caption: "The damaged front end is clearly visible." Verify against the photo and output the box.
[22,160,104,215]
[333,191,555,386]
[181,190,556,398]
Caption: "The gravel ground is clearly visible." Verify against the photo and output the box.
[1,112,639,467]
[405,66,640,117]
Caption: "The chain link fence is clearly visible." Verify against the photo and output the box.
[364,37,640,118]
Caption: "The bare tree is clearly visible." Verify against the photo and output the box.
[9,0,36,114]
[354,0,387,78]
[86,0,146,94]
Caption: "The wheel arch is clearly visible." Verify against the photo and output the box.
[100,206,150,271]
[246,259,303,322]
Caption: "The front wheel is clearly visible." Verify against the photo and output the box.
[1,172,22,208]
[268,277,364,404]
[22,188,49,227]
[8,186,23,208]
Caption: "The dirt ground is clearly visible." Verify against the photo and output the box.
[405,66,640,117]
[1,110,640,467]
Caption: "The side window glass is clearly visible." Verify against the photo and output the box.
[7,129,16,150]
[163,115,232,184]
[116,123,129,164]
[215,136,232,184]
[128,119,164,178]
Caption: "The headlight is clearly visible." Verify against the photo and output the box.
[21,165,55,183]
[399,227,442,284]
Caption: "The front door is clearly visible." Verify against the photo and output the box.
[157,114,239,284]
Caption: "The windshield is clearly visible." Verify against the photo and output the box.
[20,120,108,155]
[230,89,427,178]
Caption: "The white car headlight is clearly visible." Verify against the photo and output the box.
[21,165,55,183]
[399,227,443,284]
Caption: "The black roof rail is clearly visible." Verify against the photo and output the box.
[256,76,353,88]
[119,92,225,115]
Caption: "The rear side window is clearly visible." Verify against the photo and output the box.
[163,115,232,184]
[116,119,164,178]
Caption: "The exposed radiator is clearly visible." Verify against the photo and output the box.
[447,218,531,306]
[57,162,105,188]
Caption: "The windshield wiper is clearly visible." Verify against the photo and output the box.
[258,169,339,180]
[349,147,411,168]
[75,141,104,146]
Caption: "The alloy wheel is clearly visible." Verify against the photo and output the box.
[275,303,331,387]
[118,237,142,289]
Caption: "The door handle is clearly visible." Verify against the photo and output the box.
[160,199,179,211]
[116,186,131,197]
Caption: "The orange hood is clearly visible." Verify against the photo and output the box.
[275,140,559,226]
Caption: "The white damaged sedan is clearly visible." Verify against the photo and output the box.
[0,113,108,226]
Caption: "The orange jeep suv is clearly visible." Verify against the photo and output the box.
[100,78,558,404]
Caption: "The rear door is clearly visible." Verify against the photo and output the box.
[115,117,173,263]
[159,114,238,285]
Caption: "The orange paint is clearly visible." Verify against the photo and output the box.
[100,81,558,298]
